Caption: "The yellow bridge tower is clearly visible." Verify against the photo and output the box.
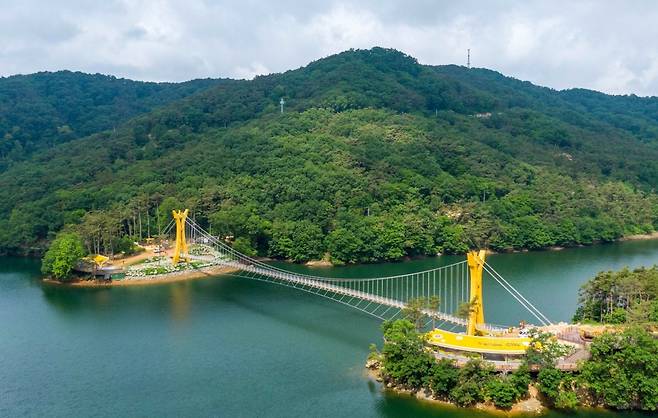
[466,249,486,336]
[172,209,189,264]
[427,249,532,356]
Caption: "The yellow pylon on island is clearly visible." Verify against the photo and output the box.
[466,250,486,336]
[172,209,189,264]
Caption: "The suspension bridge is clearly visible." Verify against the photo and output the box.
[161,210,555,348]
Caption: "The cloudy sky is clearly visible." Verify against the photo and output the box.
[2,0,658,96]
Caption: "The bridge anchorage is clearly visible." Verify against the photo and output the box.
[165,210,577,363]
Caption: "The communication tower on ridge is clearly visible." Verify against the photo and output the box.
[467,49,471,69]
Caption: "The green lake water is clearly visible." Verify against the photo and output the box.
[2,240,658,417]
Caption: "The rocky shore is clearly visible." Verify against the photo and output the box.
[365,358,546,415]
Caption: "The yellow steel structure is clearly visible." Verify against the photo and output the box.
[466,250,486,336]
[172,209,189,264]
[92,254,109,267]
[427,329,531,354]
[427,250,532,356]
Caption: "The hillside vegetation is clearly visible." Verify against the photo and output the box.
[0,71,223,168]
[574,265,658,325]
[2,48,658,262]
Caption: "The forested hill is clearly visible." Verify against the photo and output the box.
[2,47,658,262]
[0,71,224,168]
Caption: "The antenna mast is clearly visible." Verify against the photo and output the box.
[467,49,471,69]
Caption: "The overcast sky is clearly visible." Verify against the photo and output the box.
[2,1,658,96]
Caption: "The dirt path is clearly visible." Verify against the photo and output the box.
[110,246,175,267]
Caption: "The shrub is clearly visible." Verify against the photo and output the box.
[450,380,482,407]
[509,364,531,398]
[448,359,494,406]
[555,390,579,410]
[427,359,459,398]
[537,366,563,402]
[485,378,518,409]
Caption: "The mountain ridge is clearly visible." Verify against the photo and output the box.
[0,70,226,168]
[1,47,658,262]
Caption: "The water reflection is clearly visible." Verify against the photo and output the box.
[169,283,191,323]
[40,284,111,314]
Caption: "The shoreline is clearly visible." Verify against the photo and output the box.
[16,230,658,267]
[43,264,238,287]
[35,230,658,286]
[618,231,658,241]
[367,364,624,417]
[301,231,658,266]
[365,363,545,415]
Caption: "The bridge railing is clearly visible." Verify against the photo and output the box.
[180,217,546,331]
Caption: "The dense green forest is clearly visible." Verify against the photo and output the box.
[0,71,223,168]
[2,48,658,262]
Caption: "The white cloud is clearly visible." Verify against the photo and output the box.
[1,0,658,96]
[594,61,638,95]
[234,62,271,80]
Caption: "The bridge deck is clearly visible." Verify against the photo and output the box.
[223,261,508,330]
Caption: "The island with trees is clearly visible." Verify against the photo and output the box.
[366,266,658,413]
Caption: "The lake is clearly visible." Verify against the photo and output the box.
[2,240,658,417]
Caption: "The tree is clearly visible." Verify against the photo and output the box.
[269,220,324,262]
[603,307,627,324]
[485,378,518,409]
[579,327,658,411]
[537,366,563,403]
[427,295,441,328]
[232,236,257,257]
[325,227,362,264]
[380,320,434,390]
[455,299,476,319]
[41,232,86,280]
[158,197,184,234]
[509,364,531,398]
[574,266,658,324]
[427,358,459,398]
[450,359,494,406]
[112,235,138,255]
[402,298,428,330]
[436,221,469,254]
[450,380,482,407]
